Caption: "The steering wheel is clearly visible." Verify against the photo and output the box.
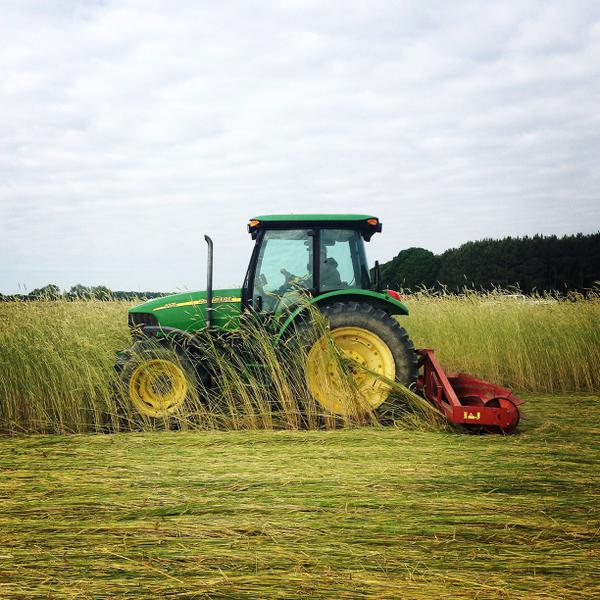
[276,268,299,295]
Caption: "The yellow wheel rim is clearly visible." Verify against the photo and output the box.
[306,326,396,415]
[128,359,189,417]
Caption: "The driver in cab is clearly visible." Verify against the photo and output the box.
[279,246,342,293]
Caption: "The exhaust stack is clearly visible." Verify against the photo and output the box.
[204,235,213,329]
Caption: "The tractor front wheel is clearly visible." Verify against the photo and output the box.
[117,341,200,419]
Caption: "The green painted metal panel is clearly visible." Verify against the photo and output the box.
[129,286,408,339]
[129,288,242,332]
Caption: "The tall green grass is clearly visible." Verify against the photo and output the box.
[0,291,598,434]
[117,312,435,434]
[0,300,437,434]
[0,301,128,434]
[404,290,600,393]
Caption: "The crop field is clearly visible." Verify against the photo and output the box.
[1,294,599,597]
[1,395,599,598]
[1,292,599,434]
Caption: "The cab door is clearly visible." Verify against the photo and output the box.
[249,229,315,314]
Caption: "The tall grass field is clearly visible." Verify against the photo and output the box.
[1,293,599,597]
[0,292,599,433]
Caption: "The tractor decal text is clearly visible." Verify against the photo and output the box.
[153,297,241,311]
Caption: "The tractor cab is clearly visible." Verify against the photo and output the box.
[244,215,382,314]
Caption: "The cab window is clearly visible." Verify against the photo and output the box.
[253,229,314,312]
[319,229,371,292]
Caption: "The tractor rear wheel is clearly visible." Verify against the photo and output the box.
[304,302,418,415]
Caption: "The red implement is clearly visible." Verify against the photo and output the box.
[415,349,523,434]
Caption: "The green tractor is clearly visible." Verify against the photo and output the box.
[116,214,419,418]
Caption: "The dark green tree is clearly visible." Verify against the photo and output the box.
[380,247,441,290]
[28,284,61,300]
[68,284,93,299]
[91,285,113,300]
[378,232,600,293]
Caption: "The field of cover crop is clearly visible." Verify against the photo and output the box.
[1,291,598,433]
[1,293,598,598]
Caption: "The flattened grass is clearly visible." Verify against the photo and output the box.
[1,395,598,598]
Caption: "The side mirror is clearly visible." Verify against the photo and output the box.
[374,260,383,292]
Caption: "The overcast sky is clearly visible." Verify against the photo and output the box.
[1,0,599,293]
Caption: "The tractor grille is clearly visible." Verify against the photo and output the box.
[128,312,158,328]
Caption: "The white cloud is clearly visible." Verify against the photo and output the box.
[1,0,599,292]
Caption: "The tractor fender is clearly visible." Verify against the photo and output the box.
[275,289,409,343]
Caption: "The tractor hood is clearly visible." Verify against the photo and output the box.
[129,288,242,332]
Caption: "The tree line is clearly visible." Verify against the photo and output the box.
[0,284,171,302]
[2,231,599,300]
[379,232,600,293]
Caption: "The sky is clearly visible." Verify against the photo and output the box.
[1,0,599,294]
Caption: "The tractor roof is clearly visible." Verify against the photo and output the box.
[247,214,382,240]
[251,214,378,223]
